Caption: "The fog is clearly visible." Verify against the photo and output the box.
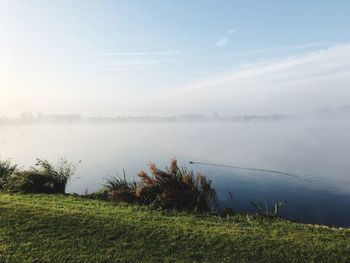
[1,118,350,225]
[1,119,350,191]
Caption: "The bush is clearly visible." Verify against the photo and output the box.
[104,160,217,212]
[5,158,76,194]
[104,169,138,203]
[137,160,217,211]
[0,159,17,190]
[6,171,61,194]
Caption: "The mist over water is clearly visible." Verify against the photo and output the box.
[1,119,350,226]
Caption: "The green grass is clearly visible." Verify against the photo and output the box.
[0,194,350,262]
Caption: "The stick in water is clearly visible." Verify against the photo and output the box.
[189,161,301,178]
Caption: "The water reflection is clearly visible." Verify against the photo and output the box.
[199,166,350,227]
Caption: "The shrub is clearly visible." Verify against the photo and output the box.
[103,159,217,212]
[137,160,217,211]
[104,169,138,203]
[35,158,76,191]
[0,159,17,190]
[6,171,59,194]
[5,158,76,194]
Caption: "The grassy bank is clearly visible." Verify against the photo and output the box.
[0,194,350,262]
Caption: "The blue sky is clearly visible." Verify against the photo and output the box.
[1,0,350,116]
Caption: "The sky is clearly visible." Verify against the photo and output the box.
[1,0,350,116]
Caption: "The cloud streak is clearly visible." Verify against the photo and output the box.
[97,50,182,56]
[147,43,350,114]
[85,50,181,70]
[216,28,236,47]
[82,59,179,70]
[216,37,229,47]
[218,41,338,58]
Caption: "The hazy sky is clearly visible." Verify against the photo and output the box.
[1,0,350,116]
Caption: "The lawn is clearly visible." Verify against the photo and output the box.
[0,193,349,262]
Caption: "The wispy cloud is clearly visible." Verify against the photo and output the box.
[97,50,181,56]
[218,42,337,58]
[216,28,236,47]
[82,59,179,70]
[216,37,230,47]
[227,28,236,35]
[148,43,350,114]
[85,50,181,70]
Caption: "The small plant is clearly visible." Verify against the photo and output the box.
[5,158,76,194]
[250,199,286,217]
[221,191,235,216]
[86,188,110,200]
[228,191,235,211]
[0,159,17,190]
[104,169,138,203]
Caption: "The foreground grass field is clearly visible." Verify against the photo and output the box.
[0,194,349,263]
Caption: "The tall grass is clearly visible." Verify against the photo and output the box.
[250,200,286,217]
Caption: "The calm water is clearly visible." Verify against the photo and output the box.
[1,121,350,226]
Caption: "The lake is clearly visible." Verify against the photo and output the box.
[1,120,350,226]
